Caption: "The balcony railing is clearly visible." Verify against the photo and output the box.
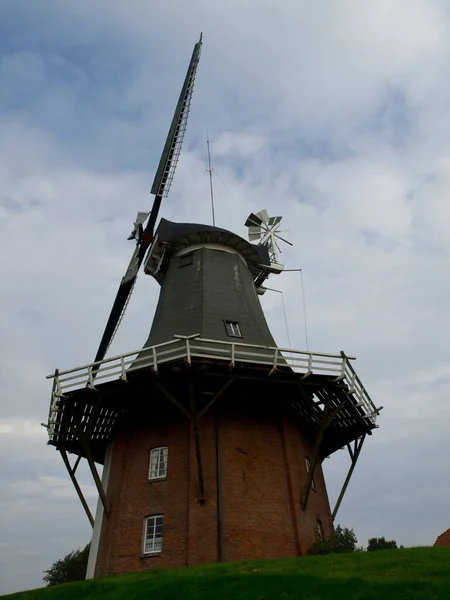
[46,335,379,436]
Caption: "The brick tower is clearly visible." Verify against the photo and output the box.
[44,36,380,579]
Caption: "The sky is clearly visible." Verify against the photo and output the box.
[1,0,450,594]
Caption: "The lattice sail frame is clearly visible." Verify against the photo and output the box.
[150,35,202,198]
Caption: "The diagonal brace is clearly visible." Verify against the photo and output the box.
[300,427,325,510]
[151,378,192,421]
[69,409,111,516]
[300,390,349,510]
[189,379,205,501]
[197,379,234,420]
[60,449,94,527]
[332,433,366,519]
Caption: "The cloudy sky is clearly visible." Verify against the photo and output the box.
[1,0,450,594]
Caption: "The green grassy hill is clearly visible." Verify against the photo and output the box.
[3,547,450,600]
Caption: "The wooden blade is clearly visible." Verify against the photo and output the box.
[93,244,141,364]
[256,209,269,223]
[248,226,261,241]
[93,36,203,365]
[245,212,263,227]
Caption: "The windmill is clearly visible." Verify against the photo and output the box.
[45,36,381,580]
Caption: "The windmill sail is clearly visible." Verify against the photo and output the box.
[93,35,203,365]
[151,34,202,199]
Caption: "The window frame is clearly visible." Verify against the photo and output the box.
[224,320,242,338]
[316,519,324,543]
[142,514,164,556]
[305,457,317,491]
[148,446,169,481]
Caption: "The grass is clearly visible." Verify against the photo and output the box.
[3,547,450,600]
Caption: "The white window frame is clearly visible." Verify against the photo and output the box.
[305,457,316,491]
[149,446,168,481]
[143,515,163,555]
[224,320,242,338]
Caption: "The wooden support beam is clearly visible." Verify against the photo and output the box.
[300,426,325,510]
[323,397,349,429]
[206,370,343,388]
[197,379,234,420]
[72,454,82,474]
[298,384,322,426]
[189,379,205,501]
[332,433,366,520]
[79,434,111,516]
[300,390,349,511]
[69,410,111,516]
[151,378,192,421]
[192,421,205,501]
[60,449,94,527]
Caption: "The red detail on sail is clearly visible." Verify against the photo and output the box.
[142,232,153,246]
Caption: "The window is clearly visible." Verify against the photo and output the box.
[149,447,168,480]
[316,519,324,543]
[179,252,193,267]
[224,320,242,338]
[143,515,163,554]
[305,457,316,491]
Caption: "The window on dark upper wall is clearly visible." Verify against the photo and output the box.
[143,515,164,554]
[224,320,242,338]
[149,447,168,480]
[179,252,193,267]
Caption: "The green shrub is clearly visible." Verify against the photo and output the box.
[43,543,90,586]
[367,537,398,551]
[314,525,358,555]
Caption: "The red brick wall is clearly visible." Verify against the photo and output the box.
[94,407,334,578]
[434,528,450,547]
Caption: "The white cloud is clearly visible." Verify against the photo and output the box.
[214,132,267,158]
[0,420,43,436]
[10,475,97,501]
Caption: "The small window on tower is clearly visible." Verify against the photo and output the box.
[143,515,163,555]
[224,321,242,338]
[305,457,317,491]
[179,252,193,267]
[149,447,168,480]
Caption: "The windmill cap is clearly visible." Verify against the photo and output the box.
[149,218,271,277]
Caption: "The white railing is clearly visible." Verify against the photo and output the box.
[46,335,379,436]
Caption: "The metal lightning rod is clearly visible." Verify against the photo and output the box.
[206,134,216,226]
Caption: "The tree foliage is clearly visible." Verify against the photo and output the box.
[43,543,90,586]
[315,525,358,555]
[367,537,398,551]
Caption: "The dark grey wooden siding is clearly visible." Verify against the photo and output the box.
[141,247,278,348]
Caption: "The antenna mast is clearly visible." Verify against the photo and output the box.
[206,136,216,226]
